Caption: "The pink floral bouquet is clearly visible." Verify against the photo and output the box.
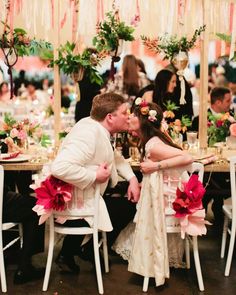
[0,113,43,151]
[33,175,73,225]
[173,174,208,237]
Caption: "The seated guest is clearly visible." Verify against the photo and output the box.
[3,185,45,284]
[191,86,233,130]
[191,86,233,227]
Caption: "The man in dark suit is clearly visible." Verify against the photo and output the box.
[192,87,233,130]
[3,187,45,284]
[191,87,233,227]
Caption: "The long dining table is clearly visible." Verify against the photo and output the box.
[130,147,236,173]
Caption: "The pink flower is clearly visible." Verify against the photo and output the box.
[173,174,205,217]
[17,130,27,140]
[35,175,72,211]
[10,128,19,138]
[230,123,236,137]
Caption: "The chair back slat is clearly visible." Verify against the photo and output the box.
[230,156,236,222]
[0,166,4,227]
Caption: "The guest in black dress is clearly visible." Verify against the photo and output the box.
[74,70,101,122]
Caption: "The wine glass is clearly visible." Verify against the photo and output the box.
[186,131,198,150]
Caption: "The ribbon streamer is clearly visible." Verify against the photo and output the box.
[177,70,186,105]
[229,4,236,60]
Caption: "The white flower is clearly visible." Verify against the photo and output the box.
[148,109,157,122]
[135,97,142,105]
[149,110,157,117]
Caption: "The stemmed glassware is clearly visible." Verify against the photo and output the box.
[186,131,198,150]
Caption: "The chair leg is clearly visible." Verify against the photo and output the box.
[224,221,236,276]
[192,237,204,291]
[19,223,23,249]
[0,232,7,293]
[42,217,55,292]
[143,277,149,292]
[221,216,229,258]
[185,237,190,269]
[93,231,104,294]
[102,232,109,273]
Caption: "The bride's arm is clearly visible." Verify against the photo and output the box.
[140,142,193,174]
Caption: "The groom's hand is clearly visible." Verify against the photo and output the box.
[96,162,111,183]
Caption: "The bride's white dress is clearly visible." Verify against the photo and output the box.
[112,137,190,286]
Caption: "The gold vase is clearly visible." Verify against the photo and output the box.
[171,51,189,71]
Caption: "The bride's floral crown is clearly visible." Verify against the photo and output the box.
[134,97,158,122]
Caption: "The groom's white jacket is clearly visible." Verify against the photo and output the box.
[51,117,135,231]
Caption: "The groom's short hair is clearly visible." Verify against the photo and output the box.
[90,92,125,121]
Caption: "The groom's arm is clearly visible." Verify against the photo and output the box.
[114,150,140,202]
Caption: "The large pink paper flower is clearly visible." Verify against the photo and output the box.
[35,175,72,211]
[173,174,205,217]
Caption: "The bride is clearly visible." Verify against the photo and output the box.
[113,98,193,287]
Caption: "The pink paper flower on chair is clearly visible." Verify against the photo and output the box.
[172,174,208,237]
[35,175,72,211]
[173,174,206,218]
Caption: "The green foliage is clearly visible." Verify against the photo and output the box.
[142,25,206,60]
[40,134,51,147]
[216,33,236,61]
[93,11,135,52]
[50,42,104,85]
[0,23,53,57]
[164,100,180,111]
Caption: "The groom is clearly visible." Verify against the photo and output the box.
[51,92,140,272]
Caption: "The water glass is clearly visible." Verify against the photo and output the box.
[186,131,198,149]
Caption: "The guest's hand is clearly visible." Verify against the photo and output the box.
[96,163,111,183]
[127,176,140,203]
[140,159,157,174]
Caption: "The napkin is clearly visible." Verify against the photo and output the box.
[1,152,20,160]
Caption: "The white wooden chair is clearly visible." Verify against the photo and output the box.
[143,162,205,292]
[220,156,236,276]
[42,184,109,294]
[0,165,23,293]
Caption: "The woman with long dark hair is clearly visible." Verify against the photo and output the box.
[140,69,177,109]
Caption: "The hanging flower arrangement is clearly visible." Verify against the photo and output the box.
[50,43,105,85]
[93,10,135,57]
[93,10,135,80]
[141,26,206,60]
[0,23,52,99]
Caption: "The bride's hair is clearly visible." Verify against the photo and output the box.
[132,102,182,157]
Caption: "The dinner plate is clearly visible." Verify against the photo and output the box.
[0,154,32,163]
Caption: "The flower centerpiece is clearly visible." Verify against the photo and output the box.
[50,43,104,85]
[163,101,192,146]
[207,112,235,146]
[172,174,207,238]
[0,113,46,151]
